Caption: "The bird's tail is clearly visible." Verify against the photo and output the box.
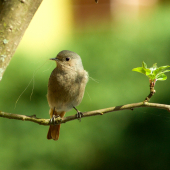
[47,109,66,140]
[47,124,60,140]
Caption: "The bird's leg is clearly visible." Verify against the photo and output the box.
[49,107,60,125]
[73,106,83,122]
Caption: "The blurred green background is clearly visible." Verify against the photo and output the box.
[1,0,170,169]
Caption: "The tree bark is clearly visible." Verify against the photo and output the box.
[0,0,43,81]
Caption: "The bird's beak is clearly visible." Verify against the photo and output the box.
[50,57,58,61]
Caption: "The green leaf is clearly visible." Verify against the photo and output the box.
[142,61,147,69]
[156,73,167,81]
[147,74,156,81]
[161,69,170,74]
[152,63,157,70]
[132,67,152,76]
[153,66,170,76]
[145,69,152,75]
[155,70,170,79]
[132,67,146,74]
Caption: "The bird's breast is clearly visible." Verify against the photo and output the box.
[47,68,88,112]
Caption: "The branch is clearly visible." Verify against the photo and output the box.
[1,102,170,125]
[0,0,43,81]
[144,79,156,102]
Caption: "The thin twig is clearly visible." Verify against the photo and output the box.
[144,79,156,102]
[0,102,170,126]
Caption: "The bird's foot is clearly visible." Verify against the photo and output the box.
[50,115,62,125]
[77,111,84,122]
[73,107,84,122]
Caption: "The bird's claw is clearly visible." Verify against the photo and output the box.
[50,115,61,125]
[73,106,84,122]
[77,111,84,122]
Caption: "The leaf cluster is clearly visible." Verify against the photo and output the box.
[132,62,170,81]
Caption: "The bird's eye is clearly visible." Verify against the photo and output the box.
[66,57,70,61]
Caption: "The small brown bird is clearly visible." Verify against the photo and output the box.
[47,50,88,140]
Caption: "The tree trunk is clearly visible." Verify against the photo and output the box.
[0,0,43,81]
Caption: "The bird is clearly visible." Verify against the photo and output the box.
[47,50,88,140]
